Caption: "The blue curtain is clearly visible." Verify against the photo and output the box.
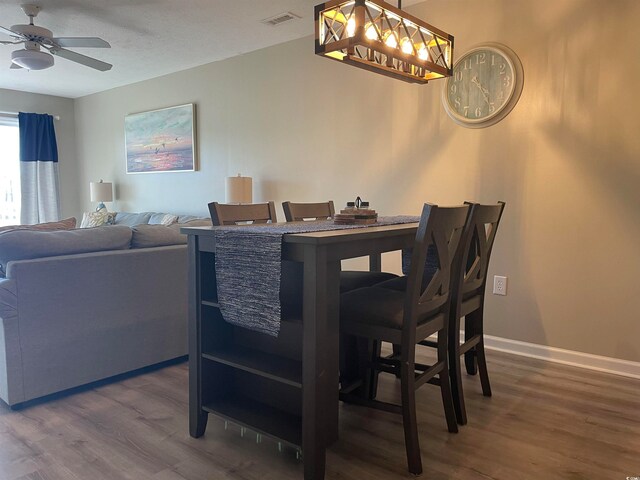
[19,112,58,163]
[18,112,61,224]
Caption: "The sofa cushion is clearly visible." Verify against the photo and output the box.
[0,225,133,277]
[131,224,187,248]
[148,213,178,226]
[80,208,116,228]
[0,217,77,233]
[114,212,154,226]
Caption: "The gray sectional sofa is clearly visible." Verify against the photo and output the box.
[0,213,211,407]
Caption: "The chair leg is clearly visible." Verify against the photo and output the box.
[367,340,381,400]
[464,312,479,375]
[449,347,467,425]
[340,336,381,401]
[476,338,492,397]
[400,362,422,475]
[339,333,356,388]
[438,333,459,433]
[448,311,467,425]
[440,370,460,433]
[464,350,477,375]
[392,343,402,378]
[340,334,367,396]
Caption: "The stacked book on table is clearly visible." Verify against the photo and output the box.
[333,208,378,225]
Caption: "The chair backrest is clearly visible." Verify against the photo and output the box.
[208,201,278,226]
[282,201,335,222]
[455,201,506,300]
[404,204,470,331]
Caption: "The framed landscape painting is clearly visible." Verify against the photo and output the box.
[125,103,196,174]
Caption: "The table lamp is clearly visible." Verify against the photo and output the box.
[90,180,113,211]
[225,174,252,204]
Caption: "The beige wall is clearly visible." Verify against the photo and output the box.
[0,88,79,220]
[74,0,640,362]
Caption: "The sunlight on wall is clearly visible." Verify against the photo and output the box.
[0,124,20,226]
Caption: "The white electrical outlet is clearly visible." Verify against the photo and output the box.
[493,275,508,296]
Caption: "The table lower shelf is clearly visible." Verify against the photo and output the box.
[203,395,302,448]
[202,345,302,388]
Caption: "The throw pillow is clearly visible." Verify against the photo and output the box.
[80,208,115,228]
[0,217,77,233]
[131,224,187,248]
[113,212,154,226]
[148,213,179,226]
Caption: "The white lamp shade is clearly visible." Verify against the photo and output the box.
[225,175,252,204]
[12,49,54,70]
[90,181,113,203]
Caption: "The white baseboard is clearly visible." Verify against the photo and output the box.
[483,334,640,380]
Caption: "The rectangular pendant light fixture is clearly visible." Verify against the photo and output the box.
[314,0,454,84]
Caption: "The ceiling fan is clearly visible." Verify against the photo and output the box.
[0,4,112,71]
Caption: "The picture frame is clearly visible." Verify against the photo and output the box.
[125,103,197,174]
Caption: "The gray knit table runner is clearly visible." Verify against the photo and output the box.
[214,216,420,337]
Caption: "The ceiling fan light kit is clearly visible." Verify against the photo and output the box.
[11,46,53,70]
[314,0,454,84]
[1,4,112,72]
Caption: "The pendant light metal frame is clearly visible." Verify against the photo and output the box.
[315,0,454,84]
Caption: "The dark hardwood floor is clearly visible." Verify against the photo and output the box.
[1,348,638,480]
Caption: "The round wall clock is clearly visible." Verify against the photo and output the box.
[442,43,524,128]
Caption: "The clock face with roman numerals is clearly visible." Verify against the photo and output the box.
[442,44,524,128]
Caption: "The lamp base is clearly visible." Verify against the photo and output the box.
[95,202,106,211]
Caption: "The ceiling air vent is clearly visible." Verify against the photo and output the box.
[261,12,301,27]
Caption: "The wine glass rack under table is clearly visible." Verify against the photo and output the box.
[181,223,418,480]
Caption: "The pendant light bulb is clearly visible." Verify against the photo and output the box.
[346,16,356,37]
[401,38,413,55]
[418,45,429,61]
[365,24,378,40]
[385,33,398,49]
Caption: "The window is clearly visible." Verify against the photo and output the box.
[0,119,20,226]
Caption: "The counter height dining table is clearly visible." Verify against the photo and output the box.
[182,220,419,480]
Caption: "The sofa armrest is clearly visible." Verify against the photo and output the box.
[0,278,22,405]
[0,279,17,322]
[2,245,188,406]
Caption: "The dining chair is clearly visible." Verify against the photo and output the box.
[282,200,335,221]
[376,202,505,425]
[208,201,277,225]
[282,200,398,293]
[445,201,505,425]
[375,201,505,425]
[339,203,469,475]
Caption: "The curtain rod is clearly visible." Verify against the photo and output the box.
[0,111,61,120]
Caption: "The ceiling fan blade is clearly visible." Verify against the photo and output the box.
[50,47,112,71]
[0,25,24,39]
[53,37,111,48]
[10,62,23,69]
